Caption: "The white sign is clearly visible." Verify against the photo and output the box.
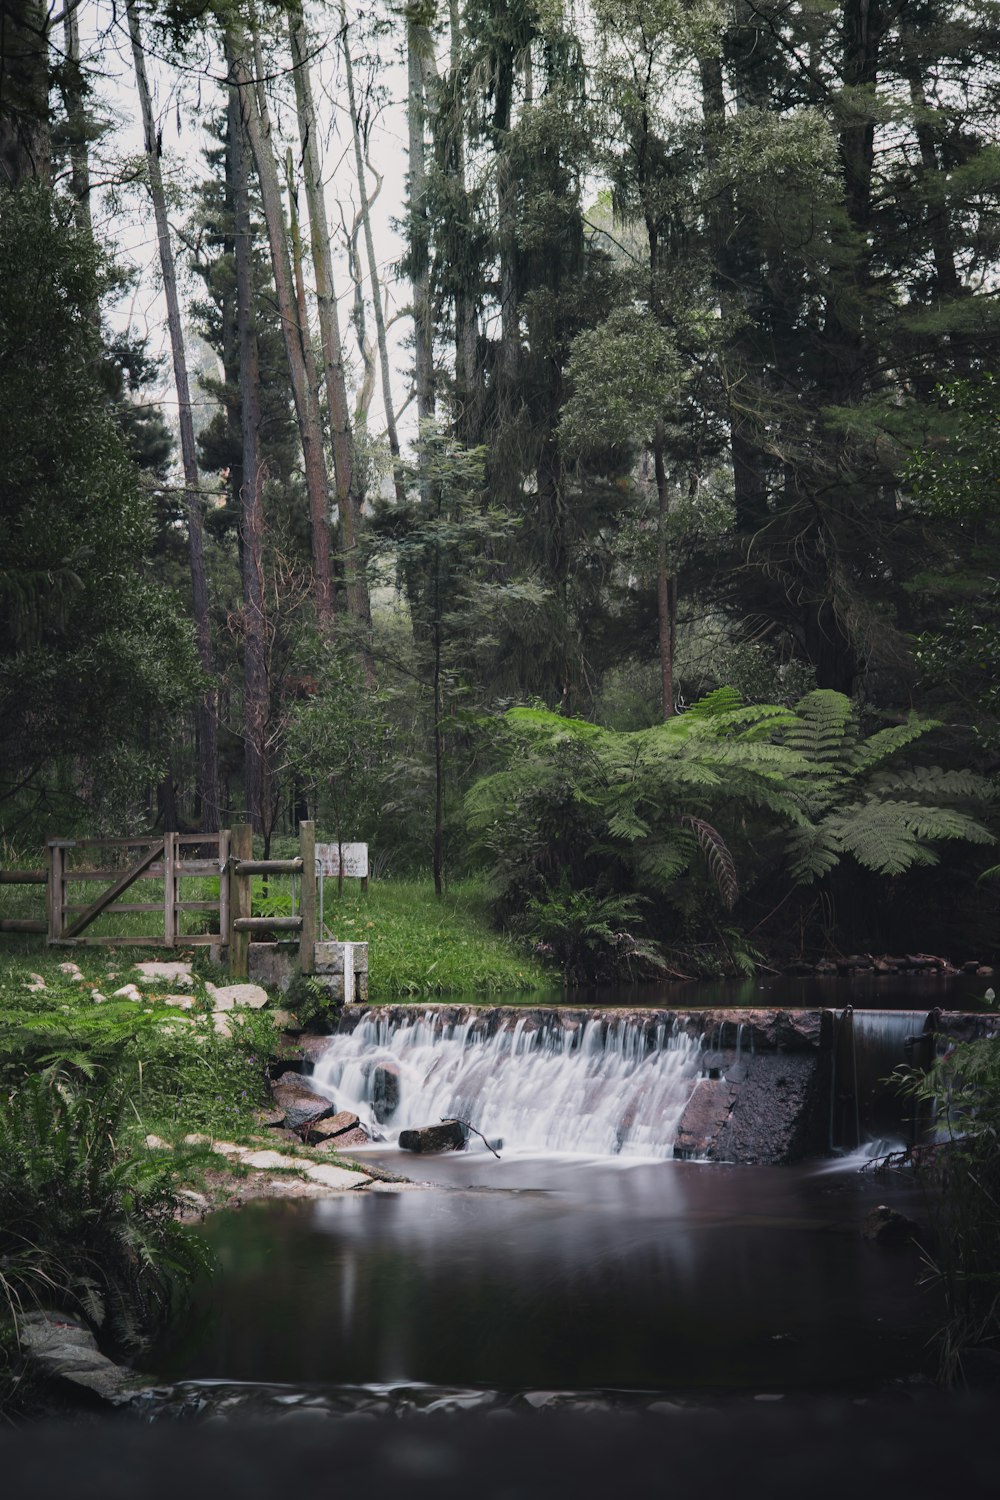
[315,842,368,879]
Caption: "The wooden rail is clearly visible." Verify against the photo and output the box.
[226,821,316,978]
[4,822,324,974]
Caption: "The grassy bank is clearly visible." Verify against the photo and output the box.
[319,877,556,1000]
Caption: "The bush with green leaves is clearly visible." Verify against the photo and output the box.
[0,1066,210,1353]
[897,1037,1000,1384]
[466,688,995,975]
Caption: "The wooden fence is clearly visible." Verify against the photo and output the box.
[0,822,319,978]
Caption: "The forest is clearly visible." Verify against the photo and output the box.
[3,0,1000,976]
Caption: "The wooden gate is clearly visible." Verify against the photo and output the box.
[46,832,230,947]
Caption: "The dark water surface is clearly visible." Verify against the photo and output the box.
[559,971,990,1010]
[152,1151,940,1401]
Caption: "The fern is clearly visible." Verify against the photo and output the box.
[780,690,858,771]
[681,816,739,908]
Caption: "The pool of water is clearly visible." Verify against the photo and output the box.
[550,972,990,1010]
[151,1150,940,1404]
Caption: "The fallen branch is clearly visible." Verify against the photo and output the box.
[441,1117,501,1159]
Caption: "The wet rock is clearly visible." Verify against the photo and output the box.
[314,1125,373,1149]
[270,1076,335,1133]
[862,1205,921,1246]
[398,1120,467,1154]
[304,1109,363,1143]
[673,1079,738,1160]
[838,955,874,973]
[962,960,983,974]
[304,1163,365,1190]
[17,1312,136,1403]
[372,1062,401,1122]
[714,1053,824,1165]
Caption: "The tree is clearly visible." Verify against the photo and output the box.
[128,0,220,829]
[0,186,198,828]
[369,422,543,893]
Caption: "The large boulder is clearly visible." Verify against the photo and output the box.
[17,1312,137,1403]
[398,1120,466,1154]
[269,1077,335,1134]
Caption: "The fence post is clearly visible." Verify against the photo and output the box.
[298,820,316,974]
[46,841,66,942]
[230,824,252,979]
[218,829,231,948]
[163,832,177,947]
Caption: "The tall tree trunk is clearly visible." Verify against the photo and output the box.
[407,18,435,424]
[340,2,406,508]
[59,6,92,234]
[288,6,374,626]
[128,1,220,830]
[906,70,962,301]
[0,0,50,189]
[231,23,335,629]
[447,0,482,444]
[227,39,269,834]
[653,426,675,719]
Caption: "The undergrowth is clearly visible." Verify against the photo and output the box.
[318,877,555,999]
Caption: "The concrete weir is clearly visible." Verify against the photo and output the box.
[327,1004,1000,1164]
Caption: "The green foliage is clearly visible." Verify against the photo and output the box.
[467,688,996,976]
[0,955,278,1139]
[0,1066,210,1351]
[779,691,995,884]
[319,877,553,999]
[0,185,199,833]
[520,875,663,982]
[897,1039,1000,1383]
[283,970,339,1031]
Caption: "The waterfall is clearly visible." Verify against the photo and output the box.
[832,1009,933,1148]
[309,1012,703,1158]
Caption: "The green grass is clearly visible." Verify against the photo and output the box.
[0,946,280,1144]
[319,876,556,1000]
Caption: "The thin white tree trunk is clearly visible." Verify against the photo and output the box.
[128,1,220,828]
[231,20,335,628]
[288,5,373,626]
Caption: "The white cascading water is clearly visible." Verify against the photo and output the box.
[309,1013,703,1158]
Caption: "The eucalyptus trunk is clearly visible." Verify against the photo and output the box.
[227,41,269,834]
[407,17,435,424]
[340,2,406,507]
[128,0,220,829]
[231,25,335,628]
[288,5,373,625]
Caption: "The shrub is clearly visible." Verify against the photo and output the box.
[0,1067,210,1352]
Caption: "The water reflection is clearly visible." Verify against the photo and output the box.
[154,1155,939,1399]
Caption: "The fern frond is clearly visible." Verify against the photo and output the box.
[851,716,939,771]
[681,815,739,908]
[784,825,843,884]
[869,766,994,803]
[783,690,857,771]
